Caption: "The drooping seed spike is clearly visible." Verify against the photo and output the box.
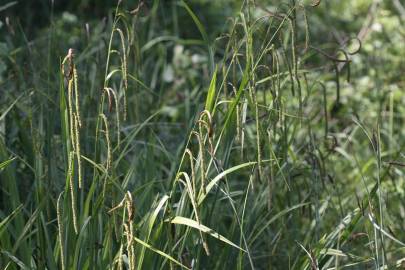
[74,114,82,189]
[73,65,82,128]
[67,151,78,234]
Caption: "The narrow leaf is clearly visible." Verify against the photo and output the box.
[0,157,16,171]
[205,66,217,113]
[198,161,257,205]
[171,216,246,252]
[133,237,191,270]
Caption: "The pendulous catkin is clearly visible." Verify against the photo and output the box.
[74,113,82,189]
[73,64,82,128]
[67,150,79,234]
[126,192,135,270]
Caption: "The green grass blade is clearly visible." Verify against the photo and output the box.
[137,195,169,269]
[170,216,246,252]
[205,66,217,113]
[0,157,16,171]
[133,236,191,270]
[198,161,257,205]
[0,204,23,236]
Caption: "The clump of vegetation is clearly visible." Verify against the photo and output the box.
[0,0,404,269]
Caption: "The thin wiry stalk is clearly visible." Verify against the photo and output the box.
[336,48,351,82]
[93,3,121,184]
[317,81,328,138]
[251,86,263,184]
[266,129,274,209]
[177,172,210,256]
[185,148,196,198]
[192,130,205,196]
[230,83,241,142]
[375,124,387,265]
[299,4,309,52]
[288,14,302,116]
[57,192,65,270]
[271,45,280,104]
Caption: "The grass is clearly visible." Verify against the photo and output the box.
[0,0,405,269]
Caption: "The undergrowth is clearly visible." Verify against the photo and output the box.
[0,0,404,269]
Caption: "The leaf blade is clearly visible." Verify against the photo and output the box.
[171,216,246,252]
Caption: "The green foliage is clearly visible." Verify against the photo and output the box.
[0,0,404,269]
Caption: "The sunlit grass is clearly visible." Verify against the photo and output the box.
[0,0,404,269]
